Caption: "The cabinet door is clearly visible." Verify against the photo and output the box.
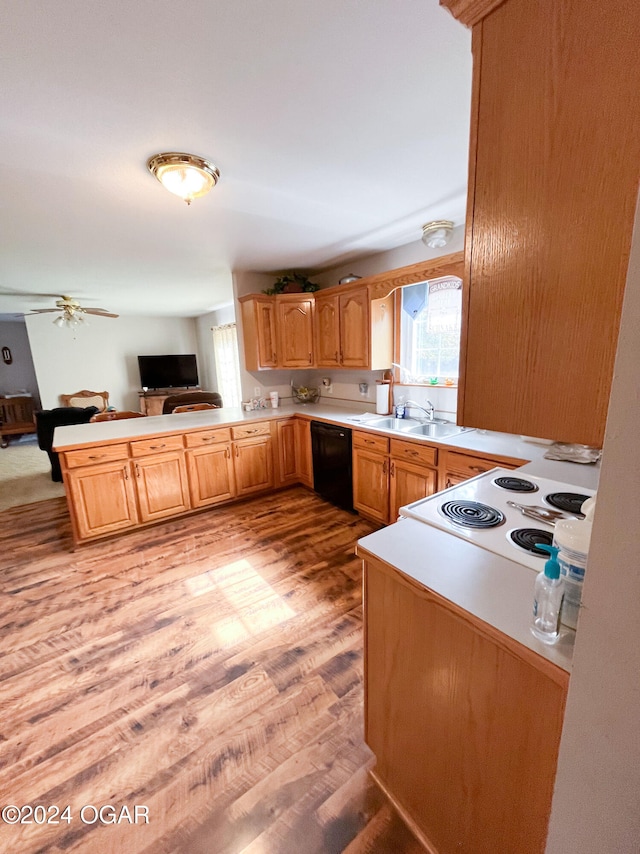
[134,451,190,522]
[294,418,313,487]
[240,296,278,370]
[389,458,437,522]
[459,0,640,446]
[314,293,341,367]
[66,461,138,540]
[185,444,235,508]
[364,556,568,854]
[276,296,314,367]
[339,289,369,368]
[233,437,274,496]
[353,448,389,524]
[274,419,297,486]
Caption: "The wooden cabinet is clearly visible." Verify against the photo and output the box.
[185,429,235,508]
[133,451,190,522]
[273,418,298,486]
[231,423,274,496]
[314,287,393,370]
[363,554,568,854]
[353,431,439,524]
[447,0,640,446]
[439,449,520,491]
[294,417,313,488]
[313,293,341,367]
[66,459,139,540]
[276,294,314,368]
[239,294,278,370]
[389,439,438,522]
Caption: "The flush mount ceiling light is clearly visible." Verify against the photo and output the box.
[147,152,220,205]
[421,220,454,249]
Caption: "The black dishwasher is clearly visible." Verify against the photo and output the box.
[310,421,353,511]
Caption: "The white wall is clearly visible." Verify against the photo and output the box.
[0,320,41,407]
[26,314,199,411]
[545,196,640,852]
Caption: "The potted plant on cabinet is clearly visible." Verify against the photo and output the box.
[263,272,319,295]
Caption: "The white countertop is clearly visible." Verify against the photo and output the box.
[357,517,576,672]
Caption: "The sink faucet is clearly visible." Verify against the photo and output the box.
[405,399,435,422]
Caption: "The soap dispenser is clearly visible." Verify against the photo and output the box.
[530,545,564,645]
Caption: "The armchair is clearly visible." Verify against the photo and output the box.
[35,406,99,481]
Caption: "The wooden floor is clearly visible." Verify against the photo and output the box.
[0,488,425,854]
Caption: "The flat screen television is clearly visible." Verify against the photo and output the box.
[138,354,199,390]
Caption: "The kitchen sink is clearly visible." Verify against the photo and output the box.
[366,417,419,431]
[406,422,472,439]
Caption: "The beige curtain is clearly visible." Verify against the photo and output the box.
[211,323,242,408]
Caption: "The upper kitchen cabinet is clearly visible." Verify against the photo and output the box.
[239,294,278,370]
[443,0,640,447]
[315,285,393,370]
[276,294,315,368]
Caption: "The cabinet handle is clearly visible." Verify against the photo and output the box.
[225,447,230,458]
[469,465,487,473]
[245,429,258,434]
[308,352,312,363]
[272,352,277,363]
[446,478,453,488]
[135,464,140,478]
[390,461,395,476]
[408,450,419,457]
[382,459,388,475]
[124,466,128,480]
[201,436,214,443]
[364,439,375,444]
[149,443,166,450]
[235,446,239,457]
[88,453,105,460]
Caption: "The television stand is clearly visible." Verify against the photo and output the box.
[138,388,201,417]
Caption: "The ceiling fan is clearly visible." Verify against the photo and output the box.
[27,295,119,326]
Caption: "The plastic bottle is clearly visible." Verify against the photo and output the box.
[531,545,564,644]
[394,396,406,419]
[553,496,596,629]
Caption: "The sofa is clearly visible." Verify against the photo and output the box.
[35,406,99,481]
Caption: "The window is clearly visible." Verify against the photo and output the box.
[398,276,462,384]
[211,323,242,408]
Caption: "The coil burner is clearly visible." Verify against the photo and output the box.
[493,476,538,493]
[439,500,505,529]
[508,527,553,555]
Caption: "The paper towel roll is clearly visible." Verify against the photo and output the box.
[376,383,391,415]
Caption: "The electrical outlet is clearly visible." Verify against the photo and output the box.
[254,387,261,397]
[325,384,333,394]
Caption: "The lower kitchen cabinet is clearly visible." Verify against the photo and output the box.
[294,417,313,487]
[353,431,439,524]
[66,460,139,540]
[273,418,297,486]
[133,451,191,523]
[185,443,235,507]
[232,423,274,496]
[363,555,568,854]
[439,449,522,491]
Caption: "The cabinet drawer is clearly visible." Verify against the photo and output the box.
[184,427,231,447]
[390,438,437,468]
[353,430,389,454]
[442,451,507,478]
[64,443,129,468]
[231,421,271,440]
[130,434,184,457]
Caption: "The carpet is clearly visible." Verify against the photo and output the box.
[0,435,66,510]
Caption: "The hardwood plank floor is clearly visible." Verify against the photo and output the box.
[0,489,424,854]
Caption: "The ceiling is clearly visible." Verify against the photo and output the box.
[0,0,471,319]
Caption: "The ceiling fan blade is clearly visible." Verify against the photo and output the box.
[28,308,60,314]
[0,289,66,299]
[83,309,119,318]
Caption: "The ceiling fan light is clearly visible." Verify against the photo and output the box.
[53,315,64,327]
[147,152,220,205]
[421,220,454,249]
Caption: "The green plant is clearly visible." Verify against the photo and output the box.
[263,272,319,295]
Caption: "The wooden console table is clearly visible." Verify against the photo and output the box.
[0,396,36,447]
[138,389,201,417]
